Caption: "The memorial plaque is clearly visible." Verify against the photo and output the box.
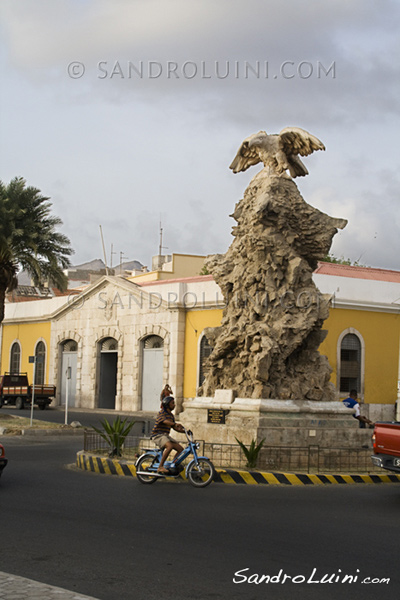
[207,409,227,424]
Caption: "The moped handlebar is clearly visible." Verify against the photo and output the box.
[181,427,193,440]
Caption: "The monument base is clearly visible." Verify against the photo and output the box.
[178,391,372,448]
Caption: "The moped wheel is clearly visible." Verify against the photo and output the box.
[135,454,158,484]
[187,458,215,488]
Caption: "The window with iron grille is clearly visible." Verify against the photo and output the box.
[340,333,361,393]
[198,334,213,387]
[10,342,21,374]
[35,341,46,384]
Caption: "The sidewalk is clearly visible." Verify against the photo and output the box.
[0,571,101,600]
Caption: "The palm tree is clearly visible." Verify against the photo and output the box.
[0,177,73,324]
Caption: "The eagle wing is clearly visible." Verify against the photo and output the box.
[229,132,266,173]
[279,127,325,157]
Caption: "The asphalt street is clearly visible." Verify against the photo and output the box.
[1,433,399,600]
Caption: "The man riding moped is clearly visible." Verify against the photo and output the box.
[151,396,184,474]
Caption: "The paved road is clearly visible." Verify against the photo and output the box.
[1,435,399,600]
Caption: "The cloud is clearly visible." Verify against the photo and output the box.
[1,0,398,137]
[1,0,399,271]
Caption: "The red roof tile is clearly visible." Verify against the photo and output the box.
[314,262,400,283]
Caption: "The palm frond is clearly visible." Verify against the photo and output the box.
[0,177,74,323]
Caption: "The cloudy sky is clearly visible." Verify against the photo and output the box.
[1,0,399,270]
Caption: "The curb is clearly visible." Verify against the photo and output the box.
[76,451,400,485]
[22,427,84,436]
[0,570,101,600]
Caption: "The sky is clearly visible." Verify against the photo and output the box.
[1,0,399,270]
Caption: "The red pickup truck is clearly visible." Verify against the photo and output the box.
[0,373,56,410]
[0,443,7,479]
[371,422,400,474]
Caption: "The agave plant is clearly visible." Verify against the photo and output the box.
[92,417,135,457]
[235,436,265,469]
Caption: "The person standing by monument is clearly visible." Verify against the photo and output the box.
[342,390,374,428]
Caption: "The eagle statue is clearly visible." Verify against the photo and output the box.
[229,127,325,178]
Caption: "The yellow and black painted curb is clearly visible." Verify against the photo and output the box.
[76,451,400,485]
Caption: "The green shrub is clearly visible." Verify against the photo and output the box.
[92,416,135,457]
[235,437,265,469]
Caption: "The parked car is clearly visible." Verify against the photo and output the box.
[371,422,400,473]
[0,444,7,479]
[0,372,56,410]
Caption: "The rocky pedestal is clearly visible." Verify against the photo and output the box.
[179,391,372,449]
[200,170,347,402]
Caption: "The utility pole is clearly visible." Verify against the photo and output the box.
[119,252,128,275]
[99,225,109,276]
[110,243,117,269]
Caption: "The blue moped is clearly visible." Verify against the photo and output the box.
[135,428,215,488]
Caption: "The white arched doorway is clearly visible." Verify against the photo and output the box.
[141,335,164,411]
[60,339,77,407]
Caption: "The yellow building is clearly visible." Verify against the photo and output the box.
[0,298,63,385]
[1,259,399,419]
[181,263,400,419]
[127,253,206,284]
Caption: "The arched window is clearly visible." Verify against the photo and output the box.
[144,335,164,349]
[101,337,118,352]
[62,339,78,352]
[340,333,362,394]
[10,342,21,374]
[198,334,213,387]
[34,341,46,385]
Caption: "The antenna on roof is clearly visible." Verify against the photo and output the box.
[99,225,109,276]
[158,219,169,268]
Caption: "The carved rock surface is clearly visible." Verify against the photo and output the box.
[200,170,347,401]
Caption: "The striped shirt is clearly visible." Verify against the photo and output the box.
[151,407,175,436]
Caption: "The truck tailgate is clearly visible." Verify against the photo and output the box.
[374,423,400,458]
[31,385,56,397]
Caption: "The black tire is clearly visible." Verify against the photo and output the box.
[0,398,3,409]
[39,403,46,410]
[135,454,158,484]
[187,458,215,488]
[15,397,24,410]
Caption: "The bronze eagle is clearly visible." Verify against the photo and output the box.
[229,127,325,178]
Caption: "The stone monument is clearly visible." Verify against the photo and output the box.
[200,127,347,402]
[179,127,367,449]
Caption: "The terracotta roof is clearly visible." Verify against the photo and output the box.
[137,266,400,287]
[52,288,80,297]
[314,262,400,283]
[5,296,49,303]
